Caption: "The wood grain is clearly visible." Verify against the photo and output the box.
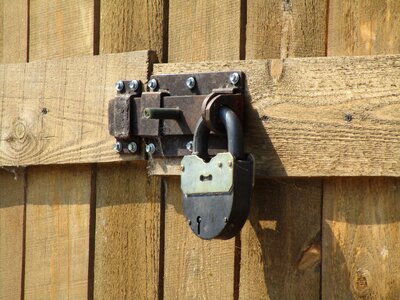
[246,0,327,59]
[0,51,153,166]
[240,178,322,299]
[163,177,236,299]
[100,0,167,62]
[0,168,24,299]
[168,0,243,62]
[94,162,161,299]
[150,55,400,177]
[328,0,400,56]
[29,0,94,60]
[322,178,400,299]
[0,2,27,299]
[94,1,165,298]
[1,0,27,63]
[24,165,91,299]
[323,2,400,299]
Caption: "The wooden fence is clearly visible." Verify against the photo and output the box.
[0,1,399,299]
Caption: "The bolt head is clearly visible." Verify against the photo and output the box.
[129,80,139,91]
[115,80,125,92]
[127,142,138,153]
[148,79,158,90]
[114,141,123,153]
[186,141,193,152]
[145,143,156,154]
[229,72,240,85]
[185,76,196,89]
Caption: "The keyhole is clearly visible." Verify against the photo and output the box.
[200,174,212,181]
[197,216,202,235]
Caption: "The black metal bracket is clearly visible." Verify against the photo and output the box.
[108,71,245,157]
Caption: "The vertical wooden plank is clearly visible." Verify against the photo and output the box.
[240,179,322,299]
[93,1,165,298]
[94,162,161,299]
[0,169,24,300]
[164,177,236,299]
[323,178,400,298]
[100,0,167,62]
[0,1,27,299]
[323,2,400,298]
[29,0,94,60]
[24,166,91,299]
[246,0,328,59]
[1,0,28,63]
[163,1,244,298]
[24,1,95,298]
[168,0,243,62]
[239,1,327,298]
[328,0,400,56]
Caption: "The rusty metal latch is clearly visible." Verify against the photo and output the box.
[108,71,245,157]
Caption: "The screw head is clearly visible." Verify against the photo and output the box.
[148,79,158,90]
[188,219,192,226]
[180,165,185,172]
[217,161,223,168]
[115,80,125,92]
[145,143,156,154]
[186,141,193,152]
[228,161,233,168]
[185,76,196,89]
[127,142,138,153]
[114,141,123,153]
[229,72,240,85]
[224,217,228,223]
[129,80,139,91]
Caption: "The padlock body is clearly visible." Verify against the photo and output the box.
[181,153,254,240]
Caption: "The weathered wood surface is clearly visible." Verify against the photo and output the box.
[0,168,24,299]
[164,2,241,298]
[23,3,96,299]
[29,0,95,60]
[151,55,400,176]
[0,2,27,299]
[163,177,236,299]
[239,2,326,298]
[0,54,399,177]
[328,0,400,56]
[94,1,164,298]
[100,0,167,62]
[94,162,161,299]
[168,0,244,62]
[323,2,400,299]
[24,165,91,299]
[322,178,400,299]
[246,0,327,59]
[0,51,153,166]
[240,179,322,299]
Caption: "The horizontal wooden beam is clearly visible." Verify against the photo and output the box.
[0,51,154,166]
[0,52,399,176]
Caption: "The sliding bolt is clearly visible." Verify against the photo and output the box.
[185,76,196,89]
[114,141,123,153]
[229,72,240,85]
[145,143,156,155]
[115,80,125,92]
[148,79,158,90]
[127,142,138,153]
[129,80,139,91]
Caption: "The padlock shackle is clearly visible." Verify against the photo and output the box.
[193,106,244,160]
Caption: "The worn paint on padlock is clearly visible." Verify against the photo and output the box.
[181,152,234,195]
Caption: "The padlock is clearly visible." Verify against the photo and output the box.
[181,106,255,240]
